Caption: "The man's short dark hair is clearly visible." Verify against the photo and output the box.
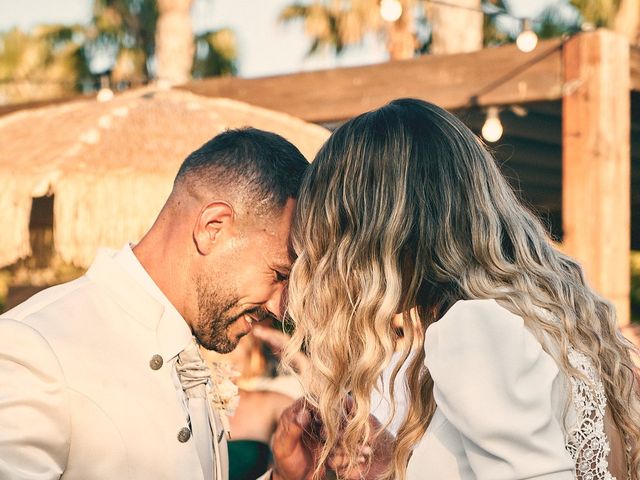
[175,127,309,214]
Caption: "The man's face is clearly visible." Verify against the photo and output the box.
[193,199,295,353]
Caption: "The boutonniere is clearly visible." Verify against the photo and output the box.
[208,361,241,436]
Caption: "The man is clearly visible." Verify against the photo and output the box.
[0,128,312,479]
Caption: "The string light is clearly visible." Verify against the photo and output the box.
[380,0,403,22]
[482,107,503,142]
[516,18,538,53]
[96,88,114,102]
[96,74,114,102]
[424,1,540,53]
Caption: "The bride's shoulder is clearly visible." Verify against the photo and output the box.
[441,298,514,316]
[424,297,557,381]
[426,298,526,340]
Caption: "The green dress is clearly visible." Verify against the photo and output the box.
[228,439,271,480]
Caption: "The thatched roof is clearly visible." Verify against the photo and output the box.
[0,87,330,268]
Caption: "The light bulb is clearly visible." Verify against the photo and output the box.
[482,107,503,142]
[97,88,114,102]
[380,0,402,22]
[516,19,538,53]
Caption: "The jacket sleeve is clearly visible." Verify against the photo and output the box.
[0,319,70,480]
[425,300,575,480]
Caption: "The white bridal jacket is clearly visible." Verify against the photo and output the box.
[372,299,617,480]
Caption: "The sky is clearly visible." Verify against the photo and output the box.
[0,0,563,78]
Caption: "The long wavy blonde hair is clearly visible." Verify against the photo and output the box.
[284,98,640,479]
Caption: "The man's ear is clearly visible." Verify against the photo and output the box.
[193,201,235,255]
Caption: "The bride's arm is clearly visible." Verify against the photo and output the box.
[425,299,575,480]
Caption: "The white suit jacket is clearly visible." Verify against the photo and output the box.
[0,249,229,480]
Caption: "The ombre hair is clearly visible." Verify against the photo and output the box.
[284,98,640,479]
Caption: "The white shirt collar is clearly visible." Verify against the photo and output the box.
[113,243,192,358]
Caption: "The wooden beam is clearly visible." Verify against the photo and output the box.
[182,38,565,123]
[631,46,640,91]
[562,30,631,326]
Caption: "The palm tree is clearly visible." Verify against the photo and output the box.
[280,0,483,60]
[0,0,239,104]
[87,0,239,84]
[428,0,483,54]
[90,0,237,85]
[192,27,237,78]
[528,0,638,45]
[574,0,639,45]
[280,1,384,55]
[86,0,159,85]
[571,0,620,27]
[282,0,638,63]
[155,0,194,84]
[0,25,90,104]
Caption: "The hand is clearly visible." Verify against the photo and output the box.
[271,398,395,480]
[324,414,394,480]
[253,325,309,375]
[271,398,321,480]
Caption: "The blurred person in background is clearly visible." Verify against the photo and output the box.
[201,324,309,480]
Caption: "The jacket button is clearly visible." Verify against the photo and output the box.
[177,427,192,443]
[149,354,163,370]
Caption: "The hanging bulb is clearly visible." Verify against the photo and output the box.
[97,88,114,102]
[482,107,503,142]
[380,0,403,22]
[96,74,114,102]
[516,18,538,53]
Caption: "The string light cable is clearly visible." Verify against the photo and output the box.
[378,0,589,54]
[388,1,589,142]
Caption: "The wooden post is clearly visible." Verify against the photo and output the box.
[562,29,631,326]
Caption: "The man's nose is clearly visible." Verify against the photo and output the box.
[265,283,287,320]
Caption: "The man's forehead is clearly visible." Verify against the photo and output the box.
[250,224,293,264]
[255,199,296,249]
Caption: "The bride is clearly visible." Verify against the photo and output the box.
[281,99,640,479]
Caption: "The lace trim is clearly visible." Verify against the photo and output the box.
[564,347,615,480]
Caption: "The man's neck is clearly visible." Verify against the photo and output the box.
[132,234,190,325]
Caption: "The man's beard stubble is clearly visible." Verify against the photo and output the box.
[195,276,240,353]
[194,275,273,353]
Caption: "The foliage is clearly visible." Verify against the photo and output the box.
[570,0,621,28]
[535,7,581,39]
[192,27,237,78]
[87,0,237,83]
[280,1,383,55]
[483,0,511,46]
[0,0,238,104]
[0,25,91,103]
[87,0,159,81]
[279,0,529,56]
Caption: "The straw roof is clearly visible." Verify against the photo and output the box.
[0,87,330,268]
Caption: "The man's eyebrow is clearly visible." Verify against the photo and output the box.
[271,262,292,273]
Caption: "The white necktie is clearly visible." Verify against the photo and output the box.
[176,338,223,480]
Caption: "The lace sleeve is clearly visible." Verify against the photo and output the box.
[564,348,616,480]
